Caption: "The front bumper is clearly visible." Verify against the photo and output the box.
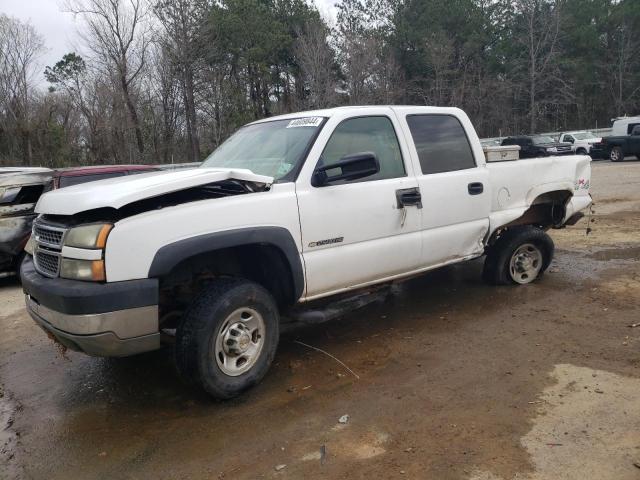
[21,257,160,357]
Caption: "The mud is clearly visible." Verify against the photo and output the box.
[1,160,639,480]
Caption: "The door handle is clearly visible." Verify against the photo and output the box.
[468,182,484,195]
[396,188,422,209]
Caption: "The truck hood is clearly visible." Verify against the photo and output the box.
[35,168,274,216]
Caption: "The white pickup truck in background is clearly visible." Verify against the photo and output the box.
[21,106,592,399]
[558,131,602,156]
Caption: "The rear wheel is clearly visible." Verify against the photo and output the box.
[483,226,554,285]
[175,278,280,399]
[610,147,623,162]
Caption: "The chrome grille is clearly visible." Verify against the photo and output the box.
[34,250,60,277]
[33,221,67,277]
[34,223,66,248]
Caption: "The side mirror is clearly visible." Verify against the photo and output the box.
[312,152,380,187]
[567,138,574,144]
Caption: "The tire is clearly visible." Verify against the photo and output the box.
[576,148,587,155]
[175,278,280,399]
[610,147,623,162]
[483,226,554,286]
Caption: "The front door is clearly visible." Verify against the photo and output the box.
[296,111,421,299]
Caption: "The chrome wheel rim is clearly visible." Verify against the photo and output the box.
[214,307,265,376]
[509,243,543,284]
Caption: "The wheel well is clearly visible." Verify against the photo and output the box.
[488,190,572,246]
[157,244,296,327]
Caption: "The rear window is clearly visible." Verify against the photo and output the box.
[58,172,126,188]
[406,115,476,174]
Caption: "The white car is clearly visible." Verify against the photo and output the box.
[558,131,602,156]
[22,106,592,399]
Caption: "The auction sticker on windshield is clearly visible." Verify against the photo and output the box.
[287,117,323,128]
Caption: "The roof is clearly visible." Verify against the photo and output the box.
[0,170,52,187]
[249,105,464,125]
[53,164,160,177]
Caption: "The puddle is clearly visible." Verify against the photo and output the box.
[470,364,640,480]
[588,246,640,261]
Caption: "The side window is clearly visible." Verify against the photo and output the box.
[319,116,405,183]
[406,115,476,175]
[628,123,640,135]
[565,135,574,142]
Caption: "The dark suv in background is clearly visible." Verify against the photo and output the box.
[501,135,573,158]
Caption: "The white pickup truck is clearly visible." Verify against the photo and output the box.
[22,106,592,398]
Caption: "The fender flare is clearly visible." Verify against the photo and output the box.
[148,226,305,301]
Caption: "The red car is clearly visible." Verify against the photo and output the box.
[52,164,161,189]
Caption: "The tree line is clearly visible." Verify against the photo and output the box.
[0,0,639,167]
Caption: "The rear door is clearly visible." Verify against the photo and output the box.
[295,109,422,299]
[396,109,491,267]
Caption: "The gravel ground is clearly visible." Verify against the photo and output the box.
[1,160,639,480]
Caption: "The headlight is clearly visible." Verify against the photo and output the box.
[64,224,112,249]
[24,235,35,255]
[60,259,106,282]
[59,223,112,281]
[0,186,21,204]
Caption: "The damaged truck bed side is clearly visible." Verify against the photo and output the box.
[21,106,592,399]
[0,168,52,278]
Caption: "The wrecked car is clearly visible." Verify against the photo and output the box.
[52,164,162,189]
[21,106,592,399]
[0,168,52,278]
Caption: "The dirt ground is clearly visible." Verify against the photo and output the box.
[1,160,639,480]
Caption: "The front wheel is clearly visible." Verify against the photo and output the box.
[576,148,588,155]
[483,226,554,285]
[610,147,624,162]
[175,278,280,399]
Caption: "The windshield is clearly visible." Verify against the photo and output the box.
[572,132,596,140]
[201,117,325,180]
[532,136,555,144]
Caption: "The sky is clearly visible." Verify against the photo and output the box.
[0,0,339,85]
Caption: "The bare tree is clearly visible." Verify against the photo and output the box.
[66,0,152,156]
[608,21,640,117]
[154,0,206,162]
[0,14,45,165]
[146,45,181,163]
[294,21,338,109]
[512,0,563,133]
